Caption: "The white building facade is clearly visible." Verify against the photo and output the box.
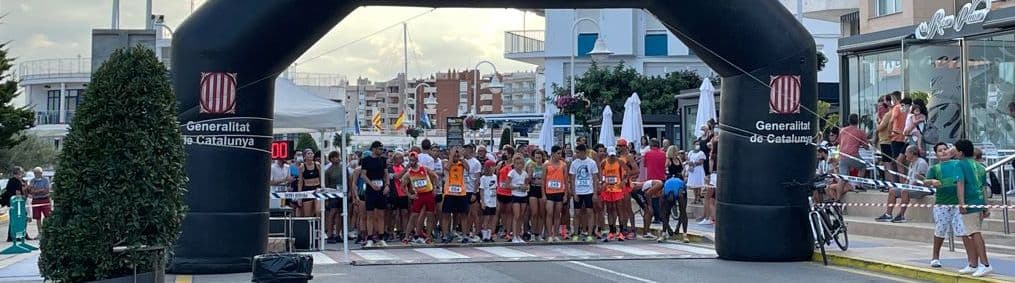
[505,5,854,110]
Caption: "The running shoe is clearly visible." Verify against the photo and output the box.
[571,235,580,242]
[891,215,908,223]
[401,238,410,245]
[958,265,977,275]
[641,233,658,240]
[626,231,636,240]
[378,240,388,247]
[470,235,482,243]
[460,237,470,244]
[585,235,594,242]
[682,235,690,243]
[875,214,893,222]
[617,233,626,242]
[605,232,615,242]
[364,240,375,248]
[930,259,942,268]
[973,265,993,277]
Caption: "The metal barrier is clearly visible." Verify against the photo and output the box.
[986,154,1015,234]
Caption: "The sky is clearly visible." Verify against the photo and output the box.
[0,0,544,82]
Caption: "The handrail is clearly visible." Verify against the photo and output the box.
[986,154,1015,172]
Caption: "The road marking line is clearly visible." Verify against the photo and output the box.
[174,275,192,283]
[476,247,535,258]
[414,248,469,259]
[298,252,337,265]
[549,246,596,257]
[597,244,661,256]
[567,261,657,283]
[353,250,398,261]
[651,243,718,255]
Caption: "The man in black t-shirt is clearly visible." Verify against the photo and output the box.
[360,141,389,247]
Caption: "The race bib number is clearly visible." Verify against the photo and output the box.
[576,179,591,186]
[412,179,428,188]
[449,185,463,194]
[548,181,562,189]
[370,180,384,187]
[605,176,618,184]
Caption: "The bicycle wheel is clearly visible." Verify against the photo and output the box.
[831,208,849,251]
[810,212,827,266]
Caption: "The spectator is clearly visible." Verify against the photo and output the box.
[890,96,912,185]
[662,139,672,149]
[876,93,896,184]
[28,167,51,237]
[954,140,992,277]
[876,145,928,223]
[838,113,870,178]
[926,142,957,268]
[3,166,28,241]
[687,140,707,207]
[906,99,928,155]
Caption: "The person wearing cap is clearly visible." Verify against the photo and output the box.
[616,138,640,239]
[479,159,499,242]
[360,141,390,247]
[599,146,626,242]
[543,145,569,242]
[399,151,440,244]
[569,143,598,242]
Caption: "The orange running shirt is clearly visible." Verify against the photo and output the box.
[407,167,433,193]
[445,161,467,196]
[544,160,567,194]
[601,160,624,193]
[497,164,513,196]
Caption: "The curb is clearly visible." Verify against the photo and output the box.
[815,252,1015,283]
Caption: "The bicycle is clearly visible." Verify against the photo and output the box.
[784,174,849,266]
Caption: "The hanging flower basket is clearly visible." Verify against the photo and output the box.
[405,127,421,139]
[555,93,589,115]
[464,116,486,131]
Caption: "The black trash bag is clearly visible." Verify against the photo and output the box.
[252,253,313,283]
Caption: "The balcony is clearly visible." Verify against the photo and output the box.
[18,58,92,85]
[778,0,859,22]
[841,11,860,37]
[424,97,438,105]
[481,94,494,101]
[35,110,75,125]
[504,30,545,65]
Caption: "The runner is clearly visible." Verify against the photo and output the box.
[569,144,598,242]
[496,150,514,240]
[388,152,409,241]
[544,146,569,242]
[400,152,439,244]
[527,149,548,241]
[464,144,483,243]
[655,176,688,242]
[600,147,626,242]
[638,139,666,239]
[430,144,446,239]
[360,141,389,247]
[440,148,470,244]
[616,139,640,239]
[591,143,607,238]
[479,160,499,242]
[508,154,531,243]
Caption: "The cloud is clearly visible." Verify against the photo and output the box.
[5,2,543,82]
[28,34,55,48]
[19,3,31,12]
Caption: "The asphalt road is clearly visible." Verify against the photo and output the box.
[178,259,912,283]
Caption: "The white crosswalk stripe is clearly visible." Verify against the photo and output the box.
[298,252,337,265]
[476,246,536,258]
[549,246,597,257]
[353,250,399,261]
[651,244,717,256]
[597,244,662,256]
[414,248,468,259]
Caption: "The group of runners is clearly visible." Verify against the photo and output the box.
[337,138,692,247]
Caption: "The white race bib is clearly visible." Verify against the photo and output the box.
[548,181,562,189]
[370,180,384,187]
[412,179,428,188]
[449,185,463,193]
[576,179,591,186]
[605,176,618,184]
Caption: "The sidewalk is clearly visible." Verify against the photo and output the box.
[641,209,1015,282]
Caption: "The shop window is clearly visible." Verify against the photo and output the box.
[965,34,1015,151]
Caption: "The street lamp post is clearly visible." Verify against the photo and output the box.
[414,82,434,137]
[569,17,613,148]
[473,60,504,145]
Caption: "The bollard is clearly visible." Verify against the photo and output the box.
[1002,165,1011,234]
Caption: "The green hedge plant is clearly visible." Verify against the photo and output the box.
[38,45,187,282]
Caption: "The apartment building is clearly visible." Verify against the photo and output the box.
[499,71,544,114]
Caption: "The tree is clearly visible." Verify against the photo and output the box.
[295,133,319,153]
[0,44,35,150]
[39,45,187,282]
[551,62,704,130]
[332,132,352,148]
[0,135,58,174]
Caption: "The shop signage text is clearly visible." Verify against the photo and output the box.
[915,0,991,40]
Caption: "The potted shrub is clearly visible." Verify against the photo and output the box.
[38,45,187,282]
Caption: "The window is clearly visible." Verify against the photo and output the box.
[577,33,598,57]
[645,34,668,56]
[874,0,902,17]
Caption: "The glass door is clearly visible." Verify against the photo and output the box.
[965,34,1015,156]
[902,39,964,145]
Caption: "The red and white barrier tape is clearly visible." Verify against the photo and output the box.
[816,202,1015,209]
[829,174,935,194]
